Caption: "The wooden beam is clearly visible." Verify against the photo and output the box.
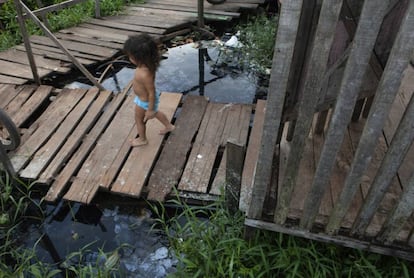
[247,0,303,219]
[274,0,343,224]
[300,0,391,230]
[327,1,414,235]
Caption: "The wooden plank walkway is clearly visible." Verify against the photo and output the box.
[0,0,264,85]
[3,83,255,204]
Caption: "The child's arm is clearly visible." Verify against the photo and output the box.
[142,70,157,122]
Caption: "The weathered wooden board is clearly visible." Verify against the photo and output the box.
[129,4,240,18]
[0,75,27,85]
[59,27,131,43]
[111,92,182,198]
[210,104,252,195]
[55,32,123,50]
[10,85,52,128]
[106,14,190,31]
[4,85,36,119]
[15,44,96,65]
[10,88,87,172]
[45,88,129,202]
[0,48,70,73]
[20,88,99,179]
[38,89,112,184]
[0,85,22,108]
[0,59,50,79]
[87,18,167,35]
[29,35,117,58]
[178,103,230,193]
[147,95,209,201]
[239,100,265,212]
[63,92,136,203]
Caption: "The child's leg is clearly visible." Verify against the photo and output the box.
[131,105,148,147]
[155,111,175,135]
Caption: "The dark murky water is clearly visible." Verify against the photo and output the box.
[24,40,261,277]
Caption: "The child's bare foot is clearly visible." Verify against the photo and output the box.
[159,124,175,135]
[130,138,148,147]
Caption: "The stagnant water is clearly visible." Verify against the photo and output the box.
[21,40,263,277]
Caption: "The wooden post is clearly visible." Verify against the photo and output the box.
[197,0,204,28]
[351,92,414,236]
[13,0,41,85]
[326,0,414,235]
[225,141,245,214]
[19,0,105,91]
[94,0,100,18]
[247,0,303,220]
[301,0,391,231]
[273,0,343,225]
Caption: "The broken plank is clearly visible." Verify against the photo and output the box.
[210,104,252,195]
[239,100,265,212]
[20,88,99,179]
[63,93,136,204]
[111,92,182,198]
[45,88,129,202]
[10,88,87,172]
[39,89,112,184]
[147,95,208,201]
[178,103,229,193]
[4,85,37,119]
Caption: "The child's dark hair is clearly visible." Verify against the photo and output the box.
[123,34,160,73]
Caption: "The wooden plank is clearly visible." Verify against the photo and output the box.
[0,48,70,73]
[210,104,252,195]
[29,35,117,58]
[11,85,52,127]
[39,89,112,184]
[178,103,229,193]
[130,3,240,17]
[0,59,50,79]
[63,93,136,203]
[105,15,190,31]
[326,1,414,234]
[0,85,22,108]
[87,18,167,35]
[146,95,208,202]
[275,0,343,224]
[239,100,265,212]
[55,32,123,49]
[20,88,99,179]
[0,75,27,85]
[10,88,87,172]
[110,92,182,198]
[59,26,131,43]
[4,85,37,118]
[247,0,303,220]
[45,87,129,202]
[301,0,391,231]
[15,44,96,65]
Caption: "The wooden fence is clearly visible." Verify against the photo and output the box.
[245,0,414,260]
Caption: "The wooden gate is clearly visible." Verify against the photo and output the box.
[245,0,414,260]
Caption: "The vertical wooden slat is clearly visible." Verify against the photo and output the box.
[247,0,303,220]
[351,91,414,235]
[273,0,343,224]
[300,0,391,230]
[326,1,414,235]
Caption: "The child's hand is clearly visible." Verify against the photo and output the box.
[144,110,157,122]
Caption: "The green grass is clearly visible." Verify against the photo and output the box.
[151,195,414,278]
[0,0,144,51]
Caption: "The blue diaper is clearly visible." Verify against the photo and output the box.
[134,91,160,111]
